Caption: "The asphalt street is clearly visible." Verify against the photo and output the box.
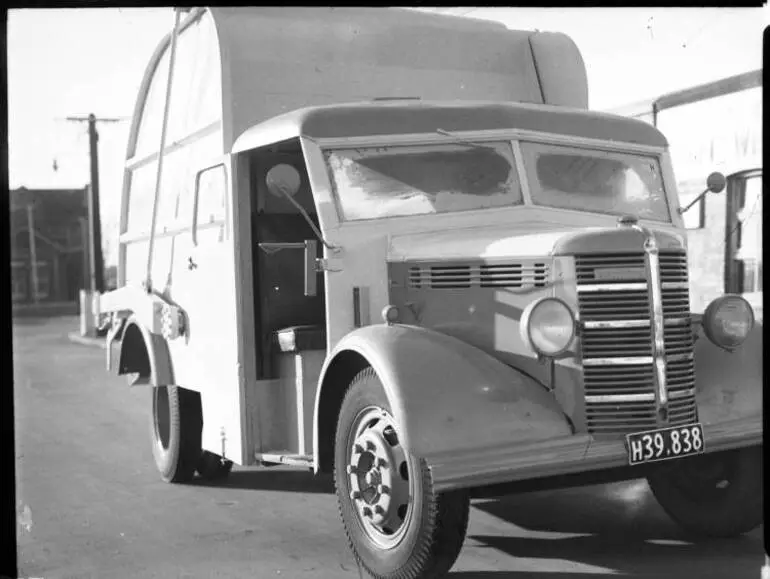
[13,316,765,579]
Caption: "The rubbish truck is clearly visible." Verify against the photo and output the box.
[96,8,763,578]
[611,70,762,318]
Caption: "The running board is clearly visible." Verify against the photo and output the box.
[255,452,313,468]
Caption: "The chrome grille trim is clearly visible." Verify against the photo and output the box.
[645,235,669,419]
[582,317,691,330]
[583,356,653,366]
[578,282,689,293]
[585,393,655,403]
[577,248,697,436]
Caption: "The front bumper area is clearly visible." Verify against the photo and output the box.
[427,414,762,492]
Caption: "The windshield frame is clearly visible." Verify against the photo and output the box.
[519,139,673,224]
[315,129,672,224]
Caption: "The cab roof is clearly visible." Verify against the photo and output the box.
[232,99,669,153]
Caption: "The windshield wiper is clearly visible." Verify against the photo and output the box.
[435,128,498,151]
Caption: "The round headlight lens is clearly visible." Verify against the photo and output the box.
[521,297,576,356]
[703,295,754,349]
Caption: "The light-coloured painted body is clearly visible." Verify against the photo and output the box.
[98,7,760,495]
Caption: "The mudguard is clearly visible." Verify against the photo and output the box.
[314,323,572,470]
[119,318,175,386]
[694,320,763,426]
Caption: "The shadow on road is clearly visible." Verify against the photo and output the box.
[451,479,762,578]
[191,468,335,494]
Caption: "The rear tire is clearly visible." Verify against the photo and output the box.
[151,385,203,483]
[647,445,763,537]
[334,368,470,579]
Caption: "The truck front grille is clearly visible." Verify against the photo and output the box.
[576,250,697,437]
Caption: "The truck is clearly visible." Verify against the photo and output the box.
[610,70,762,318]
[97,8,763,578]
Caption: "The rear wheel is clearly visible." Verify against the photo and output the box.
[647,445,763,537]
[334,368,470,579]
[151,385,203,483]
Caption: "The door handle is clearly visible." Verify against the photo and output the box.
[187,256,198,270]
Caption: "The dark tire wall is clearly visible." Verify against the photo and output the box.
[647,445,763,538]
[150,385,203,483]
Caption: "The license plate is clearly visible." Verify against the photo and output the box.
[626,423,705,465]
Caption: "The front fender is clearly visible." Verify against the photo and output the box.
[695,320,763,425]
[315,324,572,467]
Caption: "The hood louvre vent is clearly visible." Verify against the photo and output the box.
[408,261,549,290]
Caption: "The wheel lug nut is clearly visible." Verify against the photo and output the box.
[377,458,388,468]
[374,505,385,516]
[376,484,390,495]
[362,507,373,518]
[366,441,376,451]
[353,444,365,454]
[350,490,362,500]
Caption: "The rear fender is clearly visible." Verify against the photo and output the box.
[694,320,763,425]
[118,318,174,386]
[313,324,572,472]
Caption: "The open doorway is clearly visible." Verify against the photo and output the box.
[247,138,327,379]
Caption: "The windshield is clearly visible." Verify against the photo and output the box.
[325,142,522,221]
[520,142,671,222]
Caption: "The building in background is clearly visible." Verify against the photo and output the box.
[610,70,762,315]
[9,187,90,304]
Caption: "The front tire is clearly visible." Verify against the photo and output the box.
[647,445,763,538]
[151,385,203,483]
[334,368,470,579]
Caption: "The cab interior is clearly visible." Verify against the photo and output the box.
[248,138,328,381]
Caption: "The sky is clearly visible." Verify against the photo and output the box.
[6,7,768,265]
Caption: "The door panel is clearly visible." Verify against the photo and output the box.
[166,162,244,463]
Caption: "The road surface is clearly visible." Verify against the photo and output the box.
[13,316,765,578]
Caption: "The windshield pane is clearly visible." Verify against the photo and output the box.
[325,142,522,221]
[521,142,671,222]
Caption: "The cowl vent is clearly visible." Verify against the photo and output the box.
[408,261,549,290]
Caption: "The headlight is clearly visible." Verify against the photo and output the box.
[520,297,576,357]
[702,295,754,349]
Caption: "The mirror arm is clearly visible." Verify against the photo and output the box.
[678,188,709,215]
[277,189,339,252]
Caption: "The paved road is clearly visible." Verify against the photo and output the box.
[13,317,765,579]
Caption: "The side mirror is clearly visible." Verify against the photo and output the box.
[266,163,301,199]
[706,171,726,194]
[679,171,727,215]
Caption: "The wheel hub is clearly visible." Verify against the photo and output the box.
[346,407,412,547]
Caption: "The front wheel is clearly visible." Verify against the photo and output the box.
[647,445,763,538]
[334,368,470,579]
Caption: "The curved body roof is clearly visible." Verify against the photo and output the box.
[128,7,594,159]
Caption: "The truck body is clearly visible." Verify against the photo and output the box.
[97,8,763,577]
[610,70,762,317]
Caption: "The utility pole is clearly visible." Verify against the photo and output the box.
[65,114,125,293]
[26,203,39,304]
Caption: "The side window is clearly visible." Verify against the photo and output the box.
[737,175,762,293]
[193,164,227,245]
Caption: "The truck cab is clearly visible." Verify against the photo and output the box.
[98,8,763,579]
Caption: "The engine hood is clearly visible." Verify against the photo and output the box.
[388,224,685,262]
